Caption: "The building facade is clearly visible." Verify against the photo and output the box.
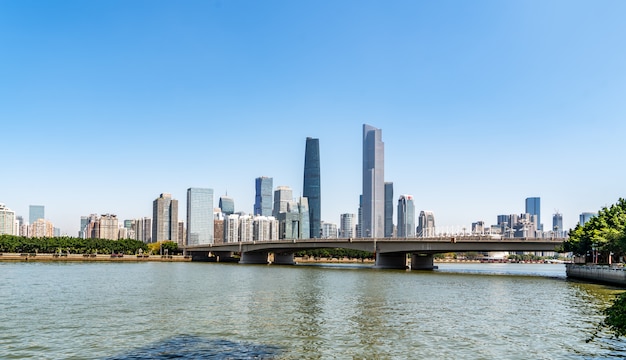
[397,195,415,238]
[384,182,394,237]
[580,212,596,226]
[219,196,235,215]
[187,187,214,245]
[152,193,179,243]
[29,205,44,224]
[417,211,436,237]
[0,203,16,235]
[340,213,356,238]
[362,124,384,238]
[273,186,293,217]
[254,176,273,216]
[525,197,542,231]
[303,137,321,238]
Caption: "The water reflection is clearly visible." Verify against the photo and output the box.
[105,335,280,360]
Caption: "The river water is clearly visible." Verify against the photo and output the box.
[1,261,624,359]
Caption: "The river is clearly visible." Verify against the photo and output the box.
[0,261,624,359]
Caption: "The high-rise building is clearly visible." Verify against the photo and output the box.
[224,214,239,243]
[322,222,338,239]
[187,187,214,245]
[356,195,363,238]
[273,186,293,217]
[178,221,186,246]
[340,213,356,238]
[525,197,542,231]
[472,221,485,234]
[417,211,436,237]
[397,195,415,238]
[384,182,394,237]
[552,212,563,237]
[152,193,179,243]
[303,137,321,238]
[579,212,596,226]
[362,124,384,238]
[30,218,54,238]
[29,205,44,224]
[0,203,16,235]
[252,215,279,241]
[219,195,235,215]
[99,214,119,240]
[276,197,310,239]
[254,177,273,216]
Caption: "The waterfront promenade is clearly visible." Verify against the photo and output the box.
[0,253,191,262]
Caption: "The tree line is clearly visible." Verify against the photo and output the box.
[0,235,148,255]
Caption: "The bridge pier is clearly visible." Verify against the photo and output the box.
[239,251,269,265]
[273,252,295,265]
[410,254,438,270]
[375,252,408,269]
[213,251,238,263]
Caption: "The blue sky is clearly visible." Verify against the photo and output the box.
[2,0,625,236]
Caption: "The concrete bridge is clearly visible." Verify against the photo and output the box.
[184,236,564,270]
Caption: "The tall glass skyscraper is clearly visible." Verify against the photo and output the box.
[29,205,44,224]
[552,212,563,236]
[187,188,214,245]
[397,195,415,237]
[362,124,384,238]
[254,176,273,216]
[152,193,178,243]
[384,182,394,237]
[303,137,321,238]
[219,196,235,215]
[525,197,541,231]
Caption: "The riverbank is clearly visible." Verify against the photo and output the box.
[0,253,191,262]
[566,263,626,287]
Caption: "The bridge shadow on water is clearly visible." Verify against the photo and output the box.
[104,335,281,360]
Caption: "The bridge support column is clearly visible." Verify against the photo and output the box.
[213,251,238,263]
[239,251,269,265]
[410,254,438,270]
[375,252,408,269]
[273,253,295,265]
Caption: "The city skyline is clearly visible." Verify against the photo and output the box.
[2,1,625,236]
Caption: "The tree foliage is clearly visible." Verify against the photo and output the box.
[0,235,148,255]
[295,248,374,260]
[564,198,626,260]
[603,293,626,338]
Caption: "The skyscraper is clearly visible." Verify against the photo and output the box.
[384,182,394,237]
[273,186,293,217]
[579,212,596,226]
[0,203,16,235]
[552,212,563,237]
[397,195,415,237]
[362,124,384,238]
[219,196,235,215]
[303,137,321,238]
[152,193,179,243]
[254,177,273,216]
[525,197,542,231]
[29,205,44,224]
[340,213,356,238]
[417,211,436,237]
[187,188,214,245]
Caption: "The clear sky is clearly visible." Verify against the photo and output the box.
[2,0,625,236]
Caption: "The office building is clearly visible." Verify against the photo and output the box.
[362,124,384,238]
[525,197,542,231]
[187,187,214,245]
[254,177,273,216]
[152,193,179,243]
[553,212,563,237]
[29,205,44,224]
[277,197,310,240]
[356,195,363,237]
[219,195,235,215]
[273,186,293,217]
[417,211,436,237]
[340,213,356,238]
[303,137,321,238]
[384,182,394,237]
[322,222,338,239]
[0,203,16,235]
[579,212,596,226]
[397,195,415,238]
[99,214,119,240]
[471,221,485,235]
